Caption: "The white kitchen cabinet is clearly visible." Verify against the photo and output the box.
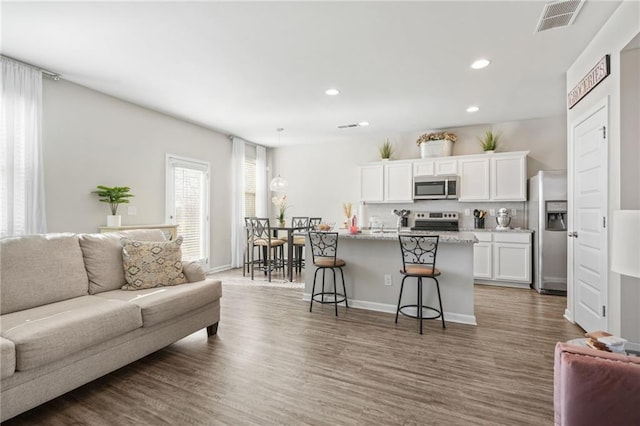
[459,158,490,201]
[472,233,493,279]
[474,232,532,287]
[459,152,528,202]
[359,162,412,203]
[384,162,413,202]
[359,164,384,202]
[413,158,457,177]
[491,155,527,201]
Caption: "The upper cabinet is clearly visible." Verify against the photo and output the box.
[458,152,528,202]
[458,158,491,201]
[359,164,384,202]
[359,161,413,203]
[413,158,458,177]
[490,154,527,201]
[360,151,528,204]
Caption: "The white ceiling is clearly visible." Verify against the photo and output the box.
[1,1,621,147]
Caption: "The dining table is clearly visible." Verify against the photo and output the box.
[272,224,308,281]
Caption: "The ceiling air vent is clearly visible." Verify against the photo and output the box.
[535,0,585,33]
[337,123,359,129]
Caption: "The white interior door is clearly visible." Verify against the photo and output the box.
[166,154,210,269]
[572,102,608,332]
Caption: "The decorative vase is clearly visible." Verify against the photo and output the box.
[484,150,495,154]
[420,140,453,158]
[278,219,286,227]
[107,215,121,227]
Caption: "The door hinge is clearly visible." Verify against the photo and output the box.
[603,216,606,228]
[601,126,607,139]
[602,305,606,317]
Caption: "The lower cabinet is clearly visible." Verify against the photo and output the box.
[473,232,532,287]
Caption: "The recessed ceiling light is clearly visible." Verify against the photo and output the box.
[466,106,480,113]
[325,88,340,96]
[358,121,370,127]
[471,59,491,69]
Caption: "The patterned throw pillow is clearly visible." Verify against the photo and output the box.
[120,236,188,290]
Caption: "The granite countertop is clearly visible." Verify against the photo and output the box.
[459,227,534,233]
[337,230,478,244]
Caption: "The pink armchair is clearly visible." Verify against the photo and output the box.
[554,342,640,425]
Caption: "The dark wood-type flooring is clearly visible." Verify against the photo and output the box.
[4,269,583,425]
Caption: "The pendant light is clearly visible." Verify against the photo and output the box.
[269,127,288,192]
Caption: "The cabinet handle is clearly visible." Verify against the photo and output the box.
[568,232,574,237]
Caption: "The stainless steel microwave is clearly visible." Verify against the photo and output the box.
[413,175,459,200]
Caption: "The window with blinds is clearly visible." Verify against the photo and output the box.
[166,155,210,267]
[245,158,256,217]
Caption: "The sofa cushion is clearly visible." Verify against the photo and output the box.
[1,296,142,371]
[0,233,88,315]
[95,279,222,327]
[182,261,206,283]
[79,229,167,294]
[121,236,188,290]
[0,337,16,379]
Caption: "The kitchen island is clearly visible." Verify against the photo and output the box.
[304,230,478,325]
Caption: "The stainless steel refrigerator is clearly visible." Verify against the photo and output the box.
[528,170,567,294]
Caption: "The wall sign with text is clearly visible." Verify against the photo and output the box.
[568,55,610,109]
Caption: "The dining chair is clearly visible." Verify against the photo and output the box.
[396,235,445,334]
[250,218,285,282]
[291,216,310,273]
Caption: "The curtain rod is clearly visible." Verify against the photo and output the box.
[1,55,62,80]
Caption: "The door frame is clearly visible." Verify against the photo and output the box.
[566,96,609,326]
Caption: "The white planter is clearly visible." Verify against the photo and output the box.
[419,140,453,158]
[107,215,121,227]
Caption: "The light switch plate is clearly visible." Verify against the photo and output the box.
[510,209,517,216]
[127,206,137,216]
[490,209,496,216]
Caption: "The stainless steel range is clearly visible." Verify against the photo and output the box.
[411,211,459,232]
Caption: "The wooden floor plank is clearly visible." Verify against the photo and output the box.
[4,269,583,425]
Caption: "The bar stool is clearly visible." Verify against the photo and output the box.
[308,231,348,316]
[396,235,445,334]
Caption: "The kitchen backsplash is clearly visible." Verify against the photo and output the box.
[363,200,528,230]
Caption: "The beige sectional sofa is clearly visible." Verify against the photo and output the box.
[0,229,222,422]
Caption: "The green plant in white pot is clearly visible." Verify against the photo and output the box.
[477,129,501,153]
[379,138,393,160]
[92,185,134,227]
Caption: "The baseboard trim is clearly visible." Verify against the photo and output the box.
[207,264,232,274]
[302,293,477,326]
[474,280,531,289]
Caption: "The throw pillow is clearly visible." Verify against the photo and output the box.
[121,236,188,290]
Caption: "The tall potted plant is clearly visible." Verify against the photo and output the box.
[93,185,134,227]
[379,138,393,160]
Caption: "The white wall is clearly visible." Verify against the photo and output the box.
[565,1,639,338]
[270,115,566,226]
[42,79,232,269]
[620,44,640,341]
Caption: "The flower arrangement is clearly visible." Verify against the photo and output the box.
[416,132,457,146]
[272,195,289,222]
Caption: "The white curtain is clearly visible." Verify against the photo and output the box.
[231,137,246,268]
[0,57,47,237]
[255,145,268,217]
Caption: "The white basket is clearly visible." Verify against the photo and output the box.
[419,140,453,158]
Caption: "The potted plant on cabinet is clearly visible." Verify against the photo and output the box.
[477,129,501,153]
[416,132,457,158]
[379,139,393,160]
[93,185,134,227]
